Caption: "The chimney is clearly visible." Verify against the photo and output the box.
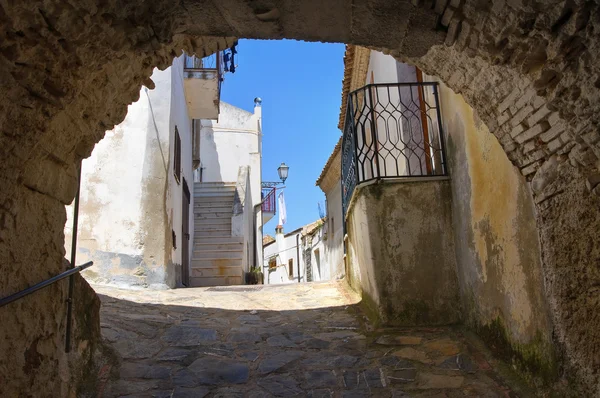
[254,97,262,135]
[275,224,285,252]
[254,97,262,117]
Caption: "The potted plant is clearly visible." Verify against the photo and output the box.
[246,266,264,285]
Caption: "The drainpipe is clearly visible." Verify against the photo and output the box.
[296,234,300,283]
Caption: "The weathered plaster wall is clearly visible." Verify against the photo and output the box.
[316,140,345,281]
[167,55,195,288]
[346,180,461,326]
[325,181,345,280]
[65,56,194,289]
[434,77,557,382]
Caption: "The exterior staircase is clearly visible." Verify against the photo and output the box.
[190,182,244,287]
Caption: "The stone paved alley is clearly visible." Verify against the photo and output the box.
[96,281,521,397]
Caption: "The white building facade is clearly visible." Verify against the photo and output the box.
[316,140,345,282]
[189,100,265,286]
[262,220,329,285]
[263,225,304,285]
[65,53,209,288]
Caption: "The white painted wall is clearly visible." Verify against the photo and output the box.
[303,227,328,282]
[263,228,304,284]
[168,55,195,287]
[198,100,264,271]
[367,51,401,84]
[198,102,262,205]
[65,55,195,289]
[324,183,344,280]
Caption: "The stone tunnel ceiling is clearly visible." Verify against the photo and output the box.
[0,0,599,393]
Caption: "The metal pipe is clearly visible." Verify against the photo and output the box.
[432,83,449,176]
[296,234,301,283]
[0,262,93,308]
[65,160,82,352]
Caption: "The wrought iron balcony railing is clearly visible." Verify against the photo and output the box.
[262,187,276,214]
[341,82,447,216]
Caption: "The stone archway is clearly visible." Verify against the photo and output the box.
[1,0,599,394]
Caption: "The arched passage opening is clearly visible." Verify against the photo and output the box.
[1,0,599,394]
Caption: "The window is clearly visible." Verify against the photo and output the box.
[268,257,277,269]
[174,126,181,184]
[288,258,294,278]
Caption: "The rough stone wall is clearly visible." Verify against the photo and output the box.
[387,1,600,391]
[0,0,599,393]
[0,259,101,397]
[346,180,462,326]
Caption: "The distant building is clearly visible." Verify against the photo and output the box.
[262,220,327,284]
[190,99,264,287]
[65,47,268,289]
[316,139,345,281]
[65,51,229,289]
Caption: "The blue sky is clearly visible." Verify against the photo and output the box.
[221,39,345,235]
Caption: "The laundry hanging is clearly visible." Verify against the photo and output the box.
[278,191,287,226]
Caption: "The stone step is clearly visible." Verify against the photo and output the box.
[195,222,231,230]
[191,258,242,268]
[194,212,233,219]
[193,249,243,259]
[191,266,242,278]
[194,196,234,204]
[195,218,231,227]
[194,182,236,188]
[194,202,233,212]
[189,275,243,287]
[194,191,236,198]
[195,229,232,237]
[193,242,243,251]
[194,208,234,216]
[194,236,243,244]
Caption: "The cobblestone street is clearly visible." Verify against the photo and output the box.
[96,281,518,397]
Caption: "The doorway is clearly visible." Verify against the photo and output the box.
[182,178,191,287]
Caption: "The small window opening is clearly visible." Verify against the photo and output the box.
[174,126,181,184]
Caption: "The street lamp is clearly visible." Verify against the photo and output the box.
[263,163,290,188]
[277,162,289,184]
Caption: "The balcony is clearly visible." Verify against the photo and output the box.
[183,52,223,120]
[261,187,276,224]
[341,82,447,216]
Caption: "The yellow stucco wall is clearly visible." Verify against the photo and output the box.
[432,77,556,377]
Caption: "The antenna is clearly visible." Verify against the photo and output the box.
[318,202,326,220]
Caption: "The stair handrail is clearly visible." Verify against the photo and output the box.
[0,261,93,307]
